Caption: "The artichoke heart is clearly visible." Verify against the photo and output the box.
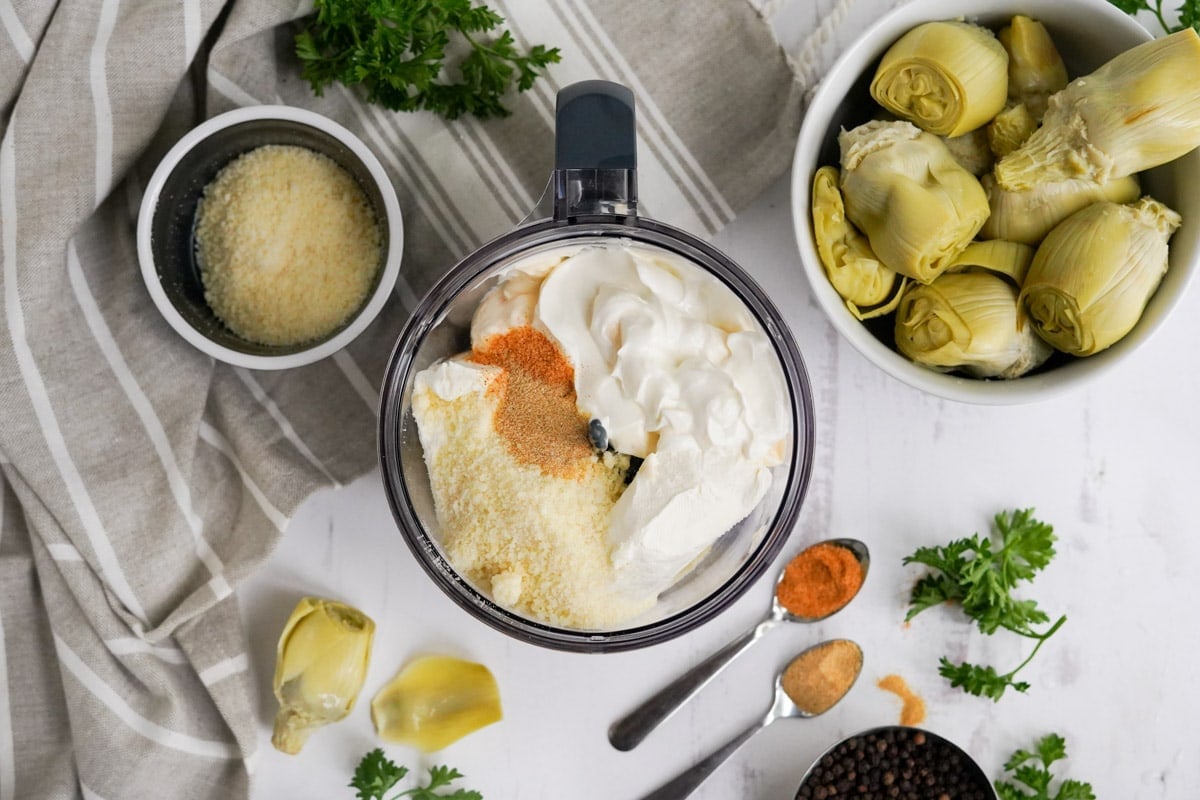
[980,172,1141,245]
[272,597,375,755]
[839,120,989,283]
[870,21,1009,137]
[896,272,1052,379]
[995,28,1200,191]
[998,16,1068,119]
[941,127,994,176]
[811,166,904,319]
[987,103,1037,159]
[1020,197,1180,356]
[947,239,1035,286]
[371,655,502,752]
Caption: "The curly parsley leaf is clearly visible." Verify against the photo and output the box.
[1106,0,1200,33]
[295,0,561,120]
[904,509,1057,635]
[409,765,482,800]
[938,658,1030,701]
[1180,0,1200,29]
[349,750,482,800]
[351,749,407,800]
[903,509,1065,700]
[995,734,1095,800]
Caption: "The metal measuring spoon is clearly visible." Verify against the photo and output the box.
[635,639,864,800]
[608,538,869,751]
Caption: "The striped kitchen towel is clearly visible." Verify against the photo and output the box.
[0,0,856,796]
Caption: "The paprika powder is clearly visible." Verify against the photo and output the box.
[877,673,927,726]
[776,541,864,619]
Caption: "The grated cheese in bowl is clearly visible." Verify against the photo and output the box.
[194,144,382,347]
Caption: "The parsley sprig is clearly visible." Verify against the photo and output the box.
[350,748,482,800]
[295,0,561,120]
[995,734,1096,800]
[1107,0,1200,34]
[903,509,1066,701]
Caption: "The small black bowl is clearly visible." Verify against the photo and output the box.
[137,105,403,369]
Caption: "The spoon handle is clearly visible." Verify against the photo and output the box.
[608,615,777,751]
[635,717,767,800]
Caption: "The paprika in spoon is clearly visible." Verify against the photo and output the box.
[776,541,865,619]
[608,538,869,751]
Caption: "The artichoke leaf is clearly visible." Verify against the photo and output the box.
[942,127,994,176]
[371,655,502,752]
[1020,196,1180,356]
[839,120,989,283]
[999,15,1068,119]
[987,103,1037,159]
[980,172,1141,245]
[851,276,909,321]
[947,240,1035,287]
[996,28,1200,190]
[811,165,901,312]
[896,272,1052,378]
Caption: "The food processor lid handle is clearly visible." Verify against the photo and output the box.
[553,80,638,220]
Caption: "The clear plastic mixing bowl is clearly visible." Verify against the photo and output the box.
[378,82,815,651]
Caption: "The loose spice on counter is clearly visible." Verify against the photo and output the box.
[782,639,863,715]
[776,541,865,618]
[877,673,927,726]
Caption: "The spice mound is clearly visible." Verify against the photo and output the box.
[795,728,992,800]
[776,541,865,619]
[411,242,791,629]
[877,673,926,726]
[781,639,863,716]
[195,144,381,346]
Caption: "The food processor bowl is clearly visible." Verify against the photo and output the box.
[378,81,815,651]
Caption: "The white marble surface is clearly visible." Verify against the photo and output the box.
[240,171,1200,798]
[240,3,1200,797]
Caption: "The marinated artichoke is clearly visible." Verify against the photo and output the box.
[947,239,1035,286]
[979,172,1141,245]
[811,166,905,319]
[839,120,989,283]
[998,16,1068,119]
[995,28,1200,191]
[942,128,994,176]
[895,272,1052,378]
[1020,197,1180,356]
[987,103,1036,159]
[272,597,375,754]
[870,21,1009,137]
[371,655,502,752]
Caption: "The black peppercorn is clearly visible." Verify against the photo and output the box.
[795,727,992,800]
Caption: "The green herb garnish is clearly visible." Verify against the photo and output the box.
[295,0,561,120]
[903,508,1066,701]
[1107,0,1200,34]
[350,748,482,800]
[995,733,1096,800]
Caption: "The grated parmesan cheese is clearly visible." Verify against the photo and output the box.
[195,144,381,346]
[412,368,649,630]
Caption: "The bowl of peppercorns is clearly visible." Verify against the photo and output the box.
[795,726,996,800]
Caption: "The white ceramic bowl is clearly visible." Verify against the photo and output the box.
[138,105,403,370]
[791,0,1200,403]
